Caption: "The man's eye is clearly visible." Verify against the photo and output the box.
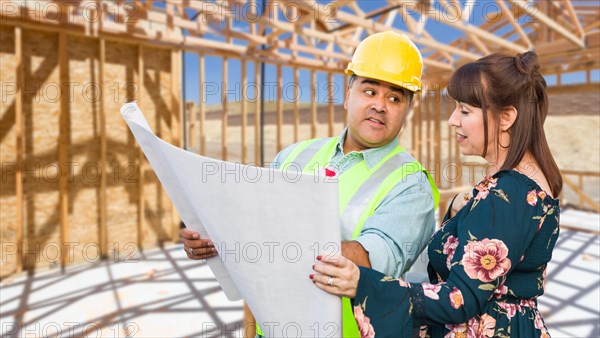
[389,96,400,103]
[364,90,375,96]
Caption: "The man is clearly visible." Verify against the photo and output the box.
[180,31,438,337]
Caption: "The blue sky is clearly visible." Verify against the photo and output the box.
[178,1,599,105]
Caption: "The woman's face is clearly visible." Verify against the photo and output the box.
[448,101,498,161]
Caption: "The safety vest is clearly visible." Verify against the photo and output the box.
[257,137,439,337]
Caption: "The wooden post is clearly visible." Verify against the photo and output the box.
[310,70,317,139]
[254,61,261,165]
[222,57,229,160]
[328,72,334,136]
[224,15,232,159]
[99,38,108,257]
[469,163,475,186]
[243,303,256,338]
[578,174,583,209]
[58,32,70,269]
[586,68,591,84]
[199,53,206,156]
[293,67,299,143]
[137,44,144,250]
[446,99,452,187]
[276,64,283,152]
[187,102,195,148]
[241,59,248,163]
[434,87,442,187]
[15,26,24,272]
[171,48,182,242]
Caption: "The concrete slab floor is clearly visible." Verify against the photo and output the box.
[1,229,598,337]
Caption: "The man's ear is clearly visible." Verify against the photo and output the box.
[500,106,518,131]
[343,85,351,110]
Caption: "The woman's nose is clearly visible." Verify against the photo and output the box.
[448,108,460,127]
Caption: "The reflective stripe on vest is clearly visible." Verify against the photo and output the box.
[284,137,438,239]
[281,138,332,171]
[259,137,439,338]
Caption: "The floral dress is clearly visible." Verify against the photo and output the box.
[352,170,560,338]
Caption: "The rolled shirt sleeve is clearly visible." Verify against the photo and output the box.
[355,170,436,277]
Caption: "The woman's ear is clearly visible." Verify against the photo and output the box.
[500,106,518,132]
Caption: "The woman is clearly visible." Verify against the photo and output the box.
[311,51,562,338]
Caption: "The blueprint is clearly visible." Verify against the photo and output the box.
[120,102,342,337]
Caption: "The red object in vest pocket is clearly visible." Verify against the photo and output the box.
[325,168,336,177]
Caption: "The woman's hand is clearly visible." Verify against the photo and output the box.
[451,190,472,217]
[311,254,360,298]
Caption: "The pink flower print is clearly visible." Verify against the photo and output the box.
[542,268,547,292]
[493,284,508,299]
[462,238,512,282]
[422,283,442,300]
[534,311,545,330]
[449,288,464,309]
[419,325,428,338]
[474,176,498,201]
[478,314,496,337]
[466,317,480,337]
[534,311,551,338]
[497,301,519,320]
[527,189,538,206]
[398,278,411,288]
[444,323,467,338]
[538,190,547,200]
[443,235,459,270]
[537,215,546,232]
[353,306,375,338]
[520,299,536,308]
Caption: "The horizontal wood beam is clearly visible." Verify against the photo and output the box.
[509,0,586,48]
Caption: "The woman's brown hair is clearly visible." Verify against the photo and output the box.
[447,51,562,196]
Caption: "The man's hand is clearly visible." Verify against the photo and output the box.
[341,240,371,268]
[180,228,218,260]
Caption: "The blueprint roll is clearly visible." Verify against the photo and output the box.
[121,101,242,301]
[120,102,342,337]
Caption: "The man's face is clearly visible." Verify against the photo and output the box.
[343,76,412,153]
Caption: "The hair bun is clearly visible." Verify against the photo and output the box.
[515,51,540,76]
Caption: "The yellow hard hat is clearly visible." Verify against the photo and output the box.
[345,30,423,92]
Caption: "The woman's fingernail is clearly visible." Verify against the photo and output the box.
[316,255,322,261]
[309,274,314,279]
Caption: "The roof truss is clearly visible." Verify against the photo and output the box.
[0,0,598,79]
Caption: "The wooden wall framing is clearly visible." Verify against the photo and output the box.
[0,24,182,277]
[1,0,599,277]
